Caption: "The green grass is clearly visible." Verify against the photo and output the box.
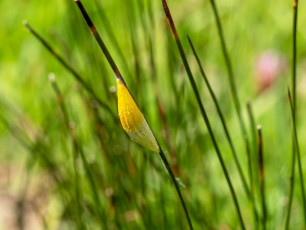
[1,0,306,229]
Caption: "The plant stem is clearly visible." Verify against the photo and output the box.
[258,126,267,230]
[285,143,296,229]
[23,21,115,120]
[209,0,247,141]
[161,1,245,229]
[285,1,301,228]
[159,148,193,230]
[187,36,249,198]
[288,89,306,227]
[246,102,260,228]
[74,0,193,228]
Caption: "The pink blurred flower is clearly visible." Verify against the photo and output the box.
[255,50,287,92]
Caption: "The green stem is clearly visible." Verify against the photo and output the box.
[288,89,306,227]
[285,142,296,229]
[285,1,301,228]
[187,36,250,198]
[209,0,247,140]
[258,126,267,230]
[246,102,260,228]
[159,148,193,230]
[161,1,245,229]
[23,22,115,120]
[74,1,192,228]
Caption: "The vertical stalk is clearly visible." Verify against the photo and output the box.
[246,102,259,228]
[285,0,301,228]
[285,143,296,229]
[288,89,306,227]
[209,0,247,141]
[258,126,267,230]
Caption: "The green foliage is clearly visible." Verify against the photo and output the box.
[1,0,306,229]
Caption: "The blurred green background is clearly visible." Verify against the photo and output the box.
[1,0,306,229]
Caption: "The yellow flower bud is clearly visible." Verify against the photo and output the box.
[117,79,159,152]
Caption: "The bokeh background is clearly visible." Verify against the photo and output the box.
[1,0,306,229]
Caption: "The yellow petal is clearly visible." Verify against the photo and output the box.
[117,79,159,152]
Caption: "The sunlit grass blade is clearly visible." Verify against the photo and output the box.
[74,0,193,228]
[257,125,267,230]
[208,0,247,141]
[161,0,245,229]
[187,35,249,197]
[23,21,115,120]
[288,89,306,227]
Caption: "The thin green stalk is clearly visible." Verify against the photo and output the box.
[288,89,306,227]
[247,102,258,161]
[159,148,193,230]
[258,126,267,230]
[247,102,259,186]
[209,0,247,140]
[161,1,245,229]
[126,0,141,97]
[285,143,296,229]
[246,102,260,228]
[49,74,84,230]
[291,0,298,111]
[141,1,178,173]
[74,0,124,82]
[94,0,133,81]
[74,1,193,228]
[187,36,249,198]
[285,0,301,228]
[23,21,115,120]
